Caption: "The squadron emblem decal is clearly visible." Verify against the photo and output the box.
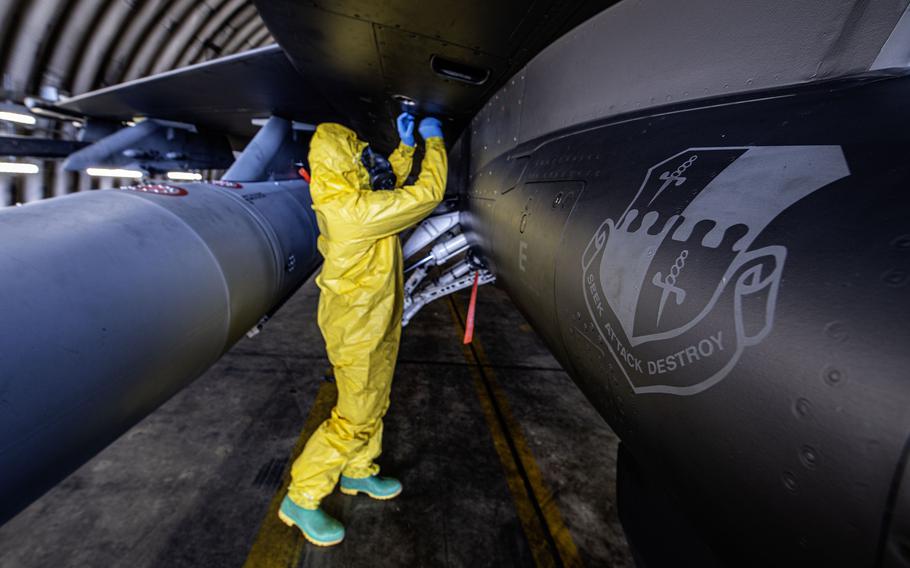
[582,146,849,395]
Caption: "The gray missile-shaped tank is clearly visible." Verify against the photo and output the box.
[0,118,321,524]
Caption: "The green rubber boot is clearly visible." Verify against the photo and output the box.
[278,496,344,547]
[339,474,403,500]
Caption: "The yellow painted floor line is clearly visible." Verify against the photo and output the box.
[447,297,584,568]
[242,379,337,568]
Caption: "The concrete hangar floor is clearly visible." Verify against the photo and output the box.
[0,279,632,567]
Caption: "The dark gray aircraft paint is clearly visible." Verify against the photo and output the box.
[457,73,910,566]
[0,178,320,524]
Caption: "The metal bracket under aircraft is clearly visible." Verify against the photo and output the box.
[401,210,494,326]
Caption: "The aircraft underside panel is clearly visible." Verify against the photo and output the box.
[464,73,910,566]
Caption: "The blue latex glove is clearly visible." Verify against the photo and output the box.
[418,117,444,140]
[396,112,415,147]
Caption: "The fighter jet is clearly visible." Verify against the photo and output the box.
[2,1,910,566]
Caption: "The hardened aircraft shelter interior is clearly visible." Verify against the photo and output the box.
[2,1,910,567]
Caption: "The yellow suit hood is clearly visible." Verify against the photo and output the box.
[308,123,370,199]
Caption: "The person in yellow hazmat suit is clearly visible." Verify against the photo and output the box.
[277,113,447,546]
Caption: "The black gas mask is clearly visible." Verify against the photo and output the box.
[361,146,397,190]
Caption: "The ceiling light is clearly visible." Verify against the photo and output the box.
[167,171,202,181]
[86,167,143,178]
[0,111,36,125]
[0,162,39,174]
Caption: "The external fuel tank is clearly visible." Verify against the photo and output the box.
[0,179,320,524]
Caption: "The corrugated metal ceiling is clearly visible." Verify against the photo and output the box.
[0,0,274,102]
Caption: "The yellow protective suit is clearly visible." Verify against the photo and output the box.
[288,123,448,509]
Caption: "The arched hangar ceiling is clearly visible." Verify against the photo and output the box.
[0,0,274,102]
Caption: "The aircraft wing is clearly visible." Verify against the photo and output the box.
[56,44,340,141]
[57,1,616,152]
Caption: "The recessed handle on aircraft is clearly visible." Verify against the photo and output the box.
[430,55,490,85]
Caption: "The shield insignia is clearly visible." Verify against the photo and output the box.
[582,146,849,395]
